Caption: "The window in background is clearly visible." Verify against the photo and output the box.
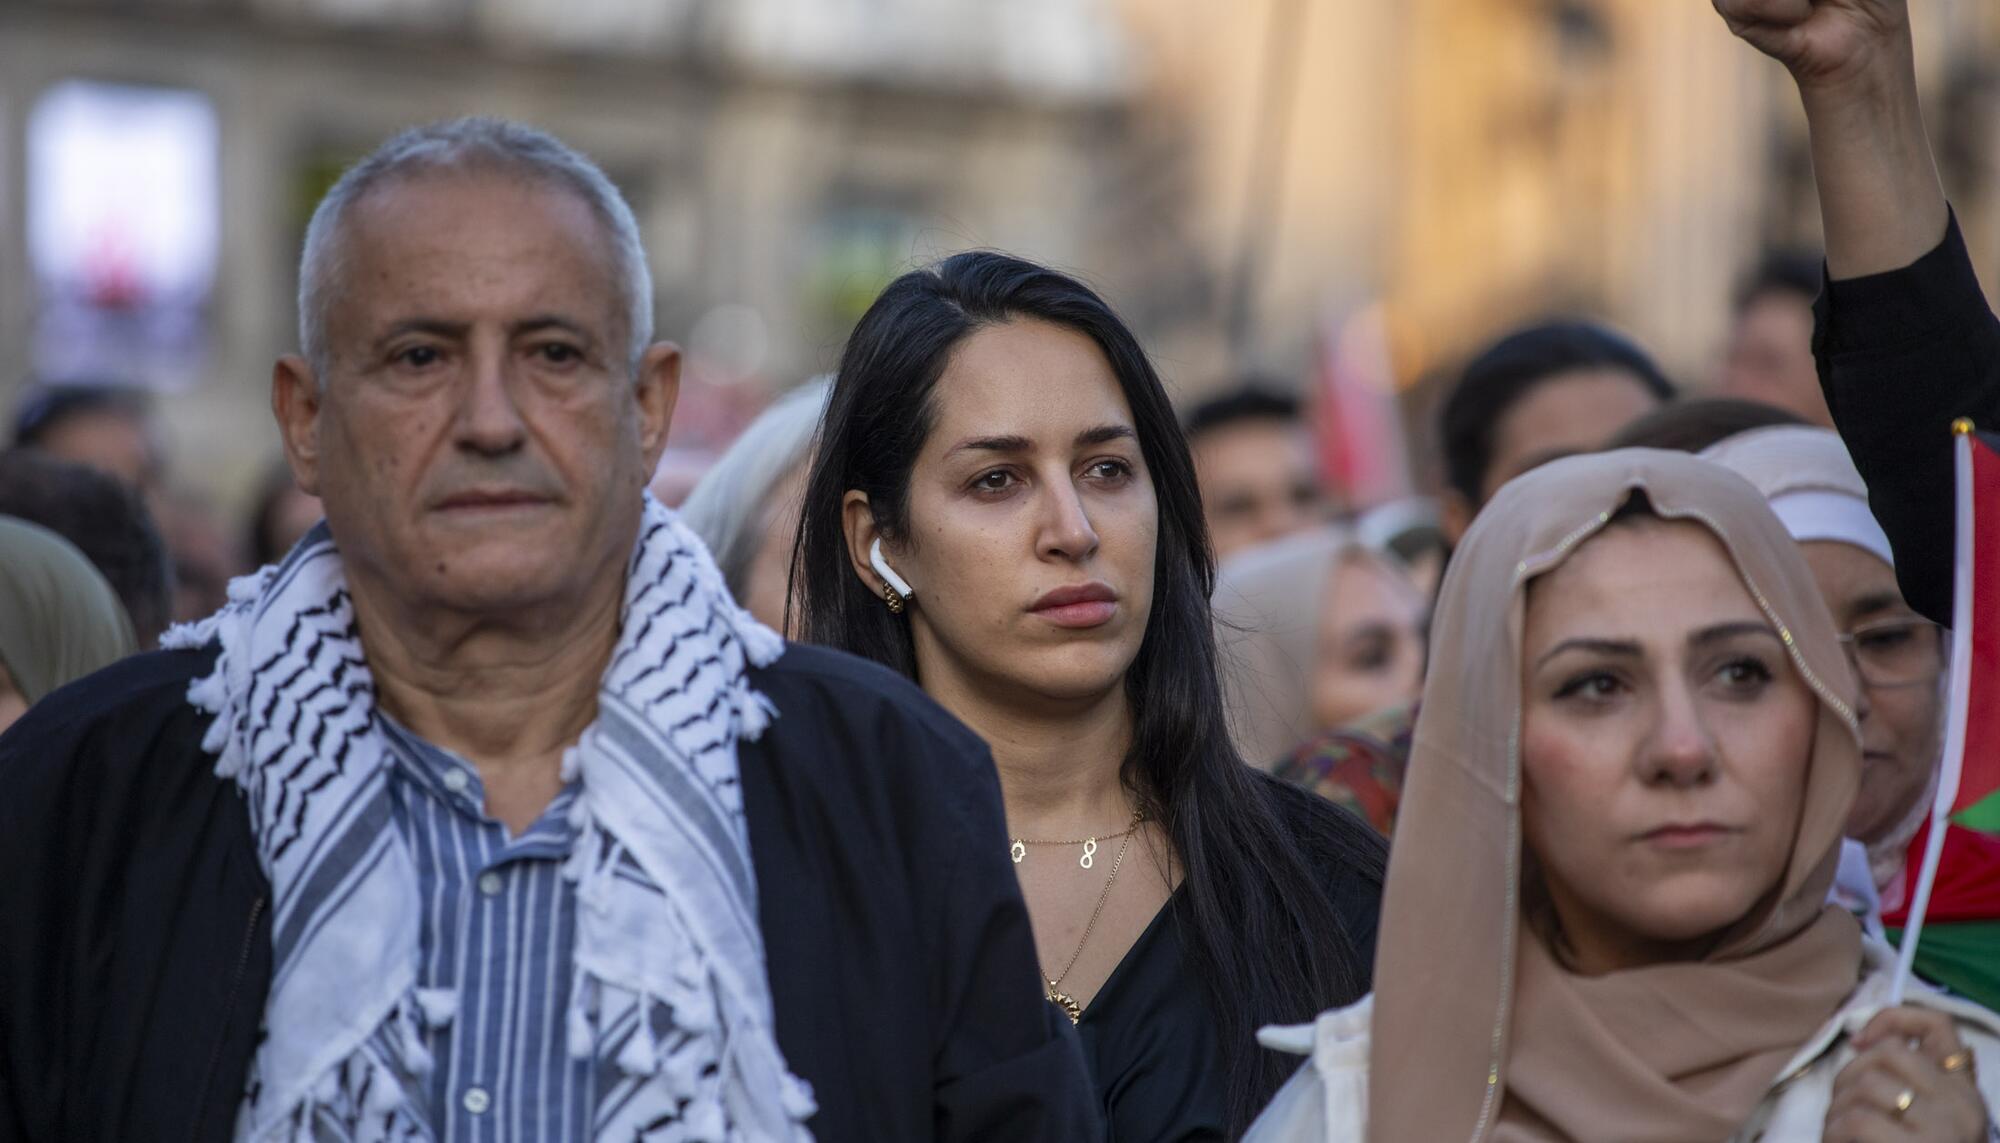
[27,80,219,389]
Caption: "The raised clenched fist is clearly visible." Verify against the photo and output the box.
[1713,0,1910,92]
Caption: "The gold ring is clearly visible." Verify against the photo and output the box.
[1942,1049,1973,1074]
[1892,1088,1916,1117]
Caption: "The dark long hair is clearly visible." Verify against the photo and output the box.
[792,251,1386,1133]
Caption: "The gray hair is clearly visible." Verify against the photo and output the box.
[679,377,833,599]
[298,117,653,376]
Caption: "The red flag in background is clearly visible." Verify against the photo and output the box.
[1952,426,2000,831]
[1310,303,1413,513]
[1888,420,2000,1008]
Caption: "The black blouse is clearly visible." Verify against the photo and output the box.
[1077,889,1226,1140]
[1075,787,1384,1141]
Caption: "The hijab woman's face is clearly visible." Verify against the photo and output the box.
[1519,518,1818,973]
[1798,540,1944,844]
[884,318,1158,708]
[1309,552,1427,730]
[0,660,26,735]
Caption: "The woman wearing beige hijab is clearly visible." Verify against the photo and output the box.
[1215,527,1427,766]
[0,516,136,733]
[1245,449,2000,1142]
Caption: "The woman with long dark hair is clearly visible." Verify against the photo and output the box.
[793,252,1386,1138]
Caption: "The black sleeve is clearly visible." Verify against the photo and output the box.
[1815,210,2000,624]
[926,727,1100,1141]
[0,682,76,1141]
[0,648,264,1143]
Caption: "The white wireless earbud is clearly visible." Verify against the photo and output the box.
[869,537,915,600]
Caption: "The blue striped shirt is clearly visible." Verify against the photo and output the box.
[382,716,600,1140]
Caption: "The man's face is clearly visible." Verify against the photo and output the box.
[1718,293,1830,427]
[276,170,675,619]
[34,410,162,495]
[1191,417,1324,560]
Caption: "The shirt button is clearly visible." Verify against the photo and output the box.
[462,1085,491,1114]
[442,768,470,794]
[477,871,504,897]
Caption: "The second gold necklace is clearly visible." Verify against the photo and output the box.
[1028,811,1143,1024]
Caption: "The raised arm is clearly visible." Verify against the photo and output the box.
[1715,0,1945,278]
[1718,0,2000,623]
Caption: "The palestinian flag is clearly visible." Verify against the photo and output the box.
[1884,818,2000,1010]
[1888,420,2000,1009]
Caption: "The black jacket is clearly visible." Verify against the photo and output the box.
[0,642,1098,1142]
[1815,211,2000,625]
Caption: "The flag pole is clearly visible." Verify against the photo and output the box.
[1890,418,1978,1005]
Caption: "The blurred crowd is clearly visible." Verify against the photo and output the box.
[0,248,1828,745]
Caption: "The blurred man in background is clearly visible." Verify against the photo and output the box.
[0,449,173,645]
[1716,250,1833,426]
[10,383,164,495]
[1436,319,1673,545]
[11,381,240,621]
[1186,383,1327,560]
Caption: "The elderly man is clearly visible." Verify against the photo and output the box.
[0,119,1094,1141]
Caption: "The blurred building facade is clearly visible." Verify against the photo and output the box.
[1119,0,2000,403]
[0,0,1145,505]
[2,0,1998,508]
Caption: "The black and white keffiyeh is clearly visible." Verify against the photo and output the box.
[163,494,816,1141]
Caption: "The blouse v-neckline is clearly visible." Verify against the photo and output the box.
[1076,884,1186,1024]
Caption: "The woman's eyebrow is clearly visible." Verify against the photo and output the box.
[1534,637,1640,669]
[1076,424,1136,447]
[1844,591,1904,622]
[1688,621,1780,649]
[1340,620,1396,645]
[945,434,1033,459]
[944,425,1135,459]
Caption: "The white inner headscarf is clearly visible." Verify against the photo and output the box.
[1702,426,1894,569]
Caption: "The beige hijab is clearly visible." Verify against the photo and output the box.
[1368,449,1865,1143]
[1214,526,1372,764]
[0,515,137,703]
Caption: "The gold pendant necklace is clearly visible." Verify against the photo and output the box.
[1009,812,1144,869]
[1034,812,1142,1025]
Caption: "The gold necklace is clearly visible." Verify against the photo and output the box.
[1038,814,1142,1024]
[1009,812,1144,869]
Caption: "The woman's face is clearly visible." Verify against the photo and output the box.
[740,463,808,636]
[1519,518,1818,973]
[1798,540,1944,844]
[1309,552,1426,730]
[0,660,27,736]
[866,318,1158,709]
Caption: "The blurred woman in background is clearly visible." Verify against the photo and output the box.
[1215,527,1426,767]
[795,251,1385,1139]
[679,378,831,633]
[244,459,324,568]
[0,517,137,734]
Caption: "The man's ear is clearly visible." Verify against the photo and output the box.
[272,355,325,496]
[841,491,887,596]
[635,341,683,478]
[1439,488,1476,547]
